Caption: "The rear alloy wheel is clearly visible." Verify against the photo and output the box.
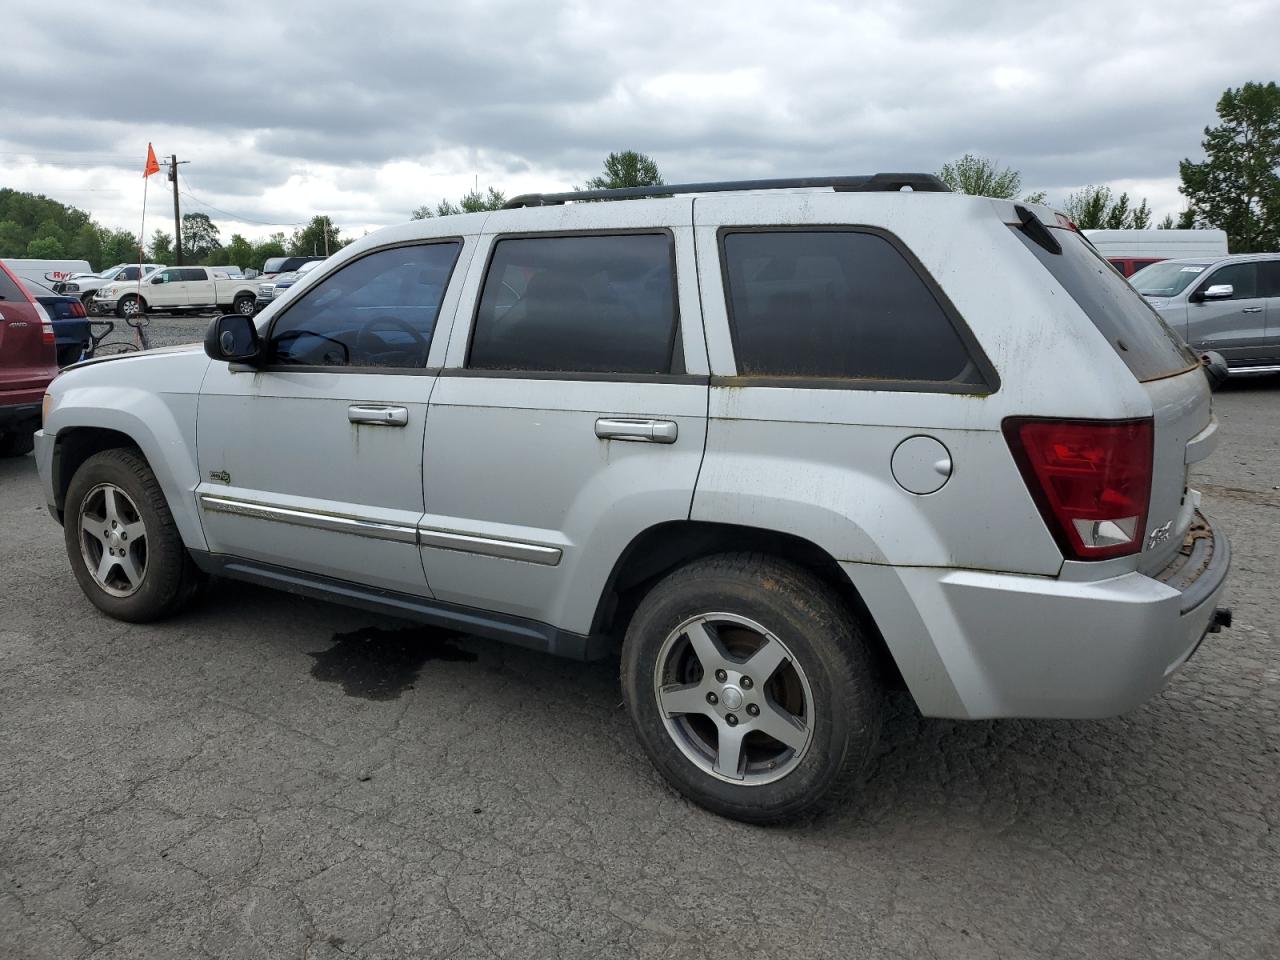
[654,613,814,784]
[234,296,256,316]
[622,553,883,823]
[64,448,203,621]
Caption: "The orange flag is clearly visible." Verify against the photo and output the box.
[143,143,160,178]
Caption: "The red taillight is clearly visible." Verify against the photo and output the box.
[70,301,87,318]
[1003,417,1153,561]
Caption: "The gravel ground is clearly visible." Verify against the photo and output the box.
[1,378,1278,959]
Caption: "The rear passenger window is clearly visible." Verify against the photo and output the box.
[468,233,678,374]
[181,268,207,282]
[1261,261,1280,298]
[720,230,985,385]
[268,242,461,368]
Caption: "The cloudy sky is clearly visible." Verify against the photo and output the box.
[4,0,1278,243]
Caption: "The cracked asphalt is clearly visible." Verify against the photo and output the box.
[2,374,1278,959]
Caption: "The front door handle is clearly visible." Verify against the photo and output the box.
[348,404,408,426]
[594,417,678,443]
[1242,307,1263,314]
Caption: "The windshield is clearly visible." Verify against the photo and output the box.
[1131,261,1211,297]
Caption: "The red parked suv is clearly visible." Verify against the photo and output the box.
[0,259,58,457]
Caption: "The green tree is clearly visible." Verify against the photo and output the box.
[413,186,507,219]
[224,233,254,271]
[1178,81,1280,252]
[581,150,664,191]
[70,224,103,267]
[0,220,24,256]
[289,216,342,256]
[25,236,64,259]
[249,234,288,272]
[149,230,174,263]
[937,153,1046,202]
[100,229,141,268]
[181,212,221,262]
[1062,186,1154,229]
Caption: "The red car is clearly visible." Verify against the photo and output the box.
[0,259,58,457]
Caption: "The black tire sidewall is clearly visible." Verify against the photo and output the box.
[63,449,190,622]
[622,556,881,822]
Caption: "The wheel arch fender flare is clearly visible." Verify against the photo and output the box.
[47,391,206,551]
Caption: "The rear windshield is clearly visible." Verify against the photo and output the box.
[1013,227,1197,381]
[0,267,25,301]
[1130,260,1211,297]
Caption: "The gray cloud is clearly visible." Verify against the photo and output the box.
[3,0,1276,238]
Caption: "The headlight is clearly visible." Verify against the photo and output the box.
[64,282,79,292]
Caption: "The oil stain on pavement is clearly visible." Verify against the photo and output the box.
[308,625,477,700]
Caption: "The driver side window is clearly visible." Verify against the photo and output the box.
[268,241,462,368]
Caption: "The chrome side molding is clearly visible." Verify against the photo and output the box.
[198,493,562,565]
[198,495,419,544]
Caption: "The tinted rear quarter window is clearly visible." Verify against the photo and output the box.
[720,230,987,386]
[469,233,678,374]
[1013,228,1196,382]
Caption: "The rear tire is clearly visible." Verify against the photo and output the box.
[621,553,883,823]
[63,448,204,622]
[233,295,256,316]
[0,429,36,457]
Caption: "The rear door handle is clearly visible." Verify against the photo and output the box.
[348,404,408,426]
[595,417,678,443]
[1242,307,1263,314]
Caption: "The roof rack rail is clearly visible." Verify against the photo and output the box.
[502,173,949,209]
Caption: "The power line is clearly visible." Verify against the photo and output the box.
[178,172,304,228]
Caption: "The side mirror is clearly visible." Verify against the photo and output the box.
[150,275,164,285]
[1200,351,1229,392]
[1197,283,1233,301]
[205,314,263,365]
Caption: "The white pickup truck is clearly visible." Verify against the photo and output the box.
[92,266,261,319]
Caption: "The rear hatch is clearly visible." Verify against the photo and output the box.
[1010,214,1210,574]
[0,262,57,393]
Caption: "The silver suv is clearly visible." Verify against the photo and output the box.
[35,175,1232,822]
[1133,253,1280,375]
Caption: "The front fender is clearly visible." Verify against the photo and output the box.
[45,351,211,550]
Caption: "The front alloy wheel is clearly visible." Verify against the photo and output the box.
[78,483,148,596]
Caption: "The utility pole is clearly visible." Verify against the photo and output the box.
[323,216,330,257]
[168,155,182,265]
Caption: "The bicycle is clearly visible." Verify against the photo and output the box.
[85,312,152,358]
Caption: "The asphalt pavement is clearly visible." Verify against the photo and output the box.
[1,376,1278,959]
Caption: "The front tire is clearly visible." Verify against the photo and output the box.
[621,553,883,823]
[116,295,144,320]
[63,448,203,622]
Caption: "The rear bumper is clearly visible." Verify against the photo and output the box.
[853,511,1231,719]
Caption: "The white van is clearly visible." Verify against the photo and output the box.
[1083,229,1229,277]
[1,259,93,286]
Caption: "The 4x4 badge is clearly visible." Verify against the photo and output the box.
[208,470,231,484]
[1147,520,1173,549]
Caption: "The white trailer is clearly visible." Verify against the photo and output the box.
[1083,229,1229,276]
